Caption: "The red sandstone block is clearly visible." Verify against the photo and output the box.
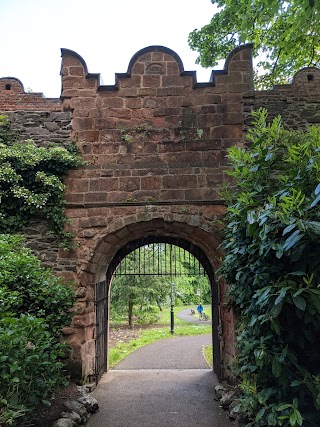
[157,87,186,97]
[223,112,244,125]
[131,168,167,177]
[89,178,119,192]
[132,190,160,200]
[138,53,152,62]
[153,107,181,117]
[65,208,87,218]
[210,125,243,139]
[119,76,142,88]
[84,192,108,203]
[131,109,146,119]
[79,130,99,142]
[160,189,185,200]
[157,141,186,154]
[206,173,224,186]
[164,115,182,126]
[227,83,252,93]
[162,75,191,88]
[140,176,163,190]
[132,62,145,75]
[69,66,85,77]
[228,61,252,72]
[167,62,180,75]
[196,94,222,105]
[72,117,93,131]
[152,52,164,62]
[199,105,218,114]
[163,174,197,189]
[125,98,143,109]
[143,97,168,108]
[142,75,161,88]
[166,96,184,107]
[65,193,85,203]
[222,93,244,103]
[119,177,140,192]
[108,108,132,119]
[107,191,131,202]
[185,188,219,200]
[196,113,223,127]
[101,97,124,108]
[66,178,89,192]
[95,118,118,130]
[138,87,157,96]
[70,97,96,110]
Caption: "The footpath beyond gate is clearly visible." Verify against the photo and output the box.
[86,334,232,427]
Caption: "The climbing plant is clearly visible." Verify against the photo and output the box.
[0,115,83,247]
[218,109,320,426]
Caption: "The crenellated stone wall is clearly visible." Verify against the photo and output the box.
[1,45,320,382]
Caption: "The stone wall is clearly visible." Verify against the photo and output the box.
[0,77,61,111]
[58,45,254,379]
[244,67,320,129]
[61,45,253,207]
[4,111,72,146]
[2,45,320,382]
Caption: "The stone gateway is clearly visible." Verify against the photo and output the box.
[1,45,319,383]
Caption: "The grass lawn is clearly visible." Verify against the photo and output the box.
[109,305,212,368]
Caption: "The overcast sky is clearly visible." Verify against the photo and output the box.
[0,0,221,98]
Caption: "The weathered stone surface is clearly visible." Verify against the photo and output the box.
[77,394,99,413]
[63,400,87,421]
[52,418,74,427]
[60,410,81,425]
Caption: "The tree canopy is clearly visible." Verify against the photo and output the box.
[188,0,320,88]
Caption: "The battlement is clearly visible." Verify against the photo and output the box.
[0,77,61,111]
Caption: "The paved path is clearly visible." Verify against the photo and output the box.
[114,334,212,369]
[177,307,212,325]
[87,331,232,427]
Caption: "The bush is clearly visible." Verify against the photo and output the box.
[219,109,320,426]
[0,234,75,424]
[135,305,161,324]
[0,316,68,425]
[0,234,75,337]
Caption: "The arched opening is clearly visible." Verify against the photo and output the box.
[95,235,221,383]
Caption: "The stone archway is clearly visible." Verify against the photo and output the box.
[96,234,221,383]
[67,214,235,384]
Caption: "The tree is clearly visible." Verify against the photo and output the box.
[188,0,320,88]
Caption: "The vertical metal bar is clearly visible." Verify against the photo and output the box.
[138,246,141,276]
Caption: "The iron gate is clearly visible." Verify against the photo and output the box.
[94,279,108,384]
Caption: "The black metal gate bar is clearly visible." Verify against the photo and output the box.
[95,279,108,384]
[114,243,206,277]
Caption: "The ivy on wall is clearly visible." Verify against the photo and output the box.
[218,109,320,426]
[0,115,83,247]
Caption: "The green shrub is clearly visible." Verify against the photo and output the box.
[0,316,68,425]
[0,234,75,336]
[135,305,161,324]
[0,235,75,424]
[219,109,320,426]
